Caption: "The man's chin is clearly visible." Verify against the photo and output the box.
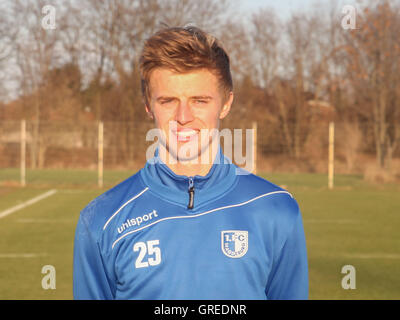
[168,146,203,164]
[165,142,216,165]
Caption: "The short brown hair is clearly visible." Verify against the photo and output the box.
[139,26,233,105]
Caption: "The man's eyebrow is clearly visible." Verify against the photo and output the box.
[156,96,176,101]
[191,95,213,100]
[156,95,213,101]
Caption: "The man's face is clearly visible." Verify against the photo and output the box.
[145,68,233,162]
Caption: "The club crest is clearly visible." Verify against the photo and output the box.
[221,230,248,258]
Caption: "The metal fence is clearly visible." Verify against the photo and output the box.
[1,119,399,186]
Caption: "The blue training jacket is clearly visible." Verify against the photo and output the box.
[73,145,308,300]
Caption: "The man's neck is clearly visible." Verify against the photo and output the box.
[158,142,219,177]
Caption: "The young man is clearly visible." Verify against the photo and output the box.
[73,26,308,300]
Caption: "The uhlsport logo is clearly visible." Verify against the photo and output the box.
[221,230,248,258]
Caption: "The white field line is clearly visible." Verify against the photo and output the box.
[16,218,73,223]
[0,189,57,219]
[0,253,47,258]
[57,189,85,194]
[341,253,400,260]
[304,219,360,224]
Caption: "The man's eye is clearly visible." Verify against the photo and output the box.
[194,100,208,104]
[160,100,173,105]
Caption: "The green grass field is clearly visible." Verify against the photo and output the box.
[0,169,399,300]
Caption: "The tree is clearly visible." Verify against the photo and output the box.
[271,13,321,159]
[342,1,400,169]
[0,2,18,102]
[12,0,63,168]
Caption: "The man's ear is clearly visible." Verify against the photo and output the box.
[219,92,234,120]
[145,104,154,120]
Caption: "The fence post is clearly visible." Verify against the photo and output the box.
[328,122,335,189]
[98,121,104,188]
[21,119,26,187]
[252,121,257,175]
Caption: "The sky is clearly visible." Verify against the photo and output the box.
[238,0,359,20]
[241,0,308,16]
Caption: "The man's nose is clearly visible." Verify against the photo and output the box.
[176,101,195,124]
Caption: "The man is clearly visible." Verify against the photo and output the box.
[73,26,308,300]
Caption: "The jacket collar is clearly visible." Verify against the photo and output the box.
[140,144,238,211]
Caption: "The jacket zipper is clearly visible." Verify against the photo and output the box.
[187,176,195,209]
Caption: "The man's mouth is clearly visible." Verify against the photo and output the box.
[171,128,199,142]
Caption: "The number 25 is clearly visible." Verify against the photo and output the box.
[133,240,161,268]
